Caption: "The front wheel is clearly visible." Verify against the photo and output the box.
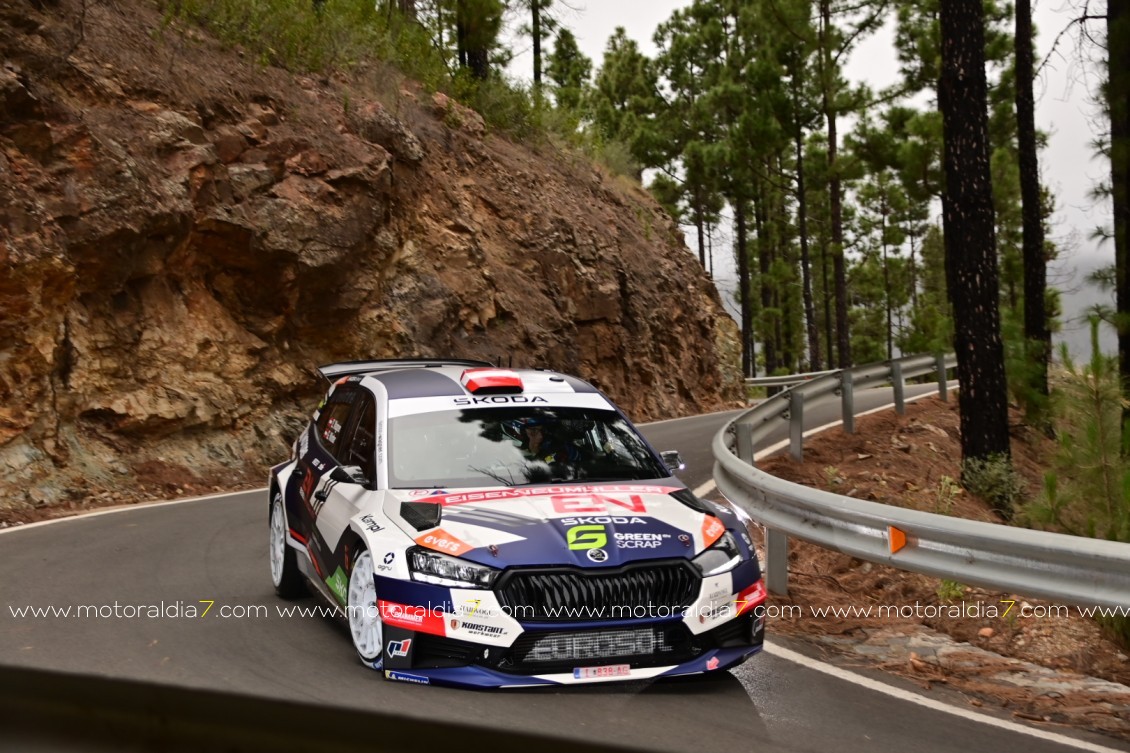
[269,493,305,599]
[347,548,383,668]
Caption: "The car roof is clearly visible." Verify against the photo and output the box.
[318,360,602,401]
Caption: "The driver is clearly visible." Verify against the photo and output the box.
[515,417,581,465]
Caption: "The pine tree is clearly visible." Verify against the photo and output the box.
[1109,0,1130,442]
[939,0,1011,463]
[545,28,591,112]
[1015,0,1051,422]
[590,27,659,175]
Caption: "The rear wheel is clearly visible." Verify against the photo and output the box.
[347,548,383,667]
[269,493,305,598]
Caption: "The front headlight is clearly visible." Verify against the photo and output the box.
[692,531,741,576]
[408,547,499,588]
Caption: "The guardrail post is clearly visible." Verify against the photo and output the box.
[789,390,804,461]
[765,528,789,596]
[840,371,855,434]
[891,360,905,415]
[736,422,755,468]
[936,352,948,402]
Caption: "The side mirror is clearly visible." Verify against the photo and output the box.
[331,465,371,487]
[660,451,685,474]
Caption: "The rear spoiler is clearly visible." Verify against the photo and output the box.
[317,358,494,382]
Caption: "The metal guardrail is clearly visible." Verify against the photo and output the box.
[744,368,837,388]
[714,353,1130,609]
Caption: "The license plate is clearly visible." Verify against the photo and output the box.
[573,664,631,679]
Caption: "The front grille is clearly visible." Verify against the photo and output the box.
[495,560,699,622]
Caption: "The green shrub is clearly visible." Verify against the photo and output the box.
[960,454,1024,518]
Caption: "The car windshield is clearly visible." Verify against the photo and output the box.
[388,407,668,488]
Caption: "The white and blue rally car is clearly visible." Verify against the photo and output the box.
[268,359,765,688]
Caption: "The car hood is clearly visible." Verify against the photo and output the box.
[385,483,728,569]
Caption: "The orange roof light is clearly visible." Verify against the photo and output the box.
[460,368,524,394]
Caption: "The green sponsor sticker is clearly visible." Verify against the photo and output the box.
[567,524,607,550]
[327,567,348,605]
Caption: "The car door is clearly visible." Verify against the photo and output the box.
[313,390,379,604]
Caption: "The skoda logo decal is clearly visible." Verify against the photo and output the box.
[586,548,609,563]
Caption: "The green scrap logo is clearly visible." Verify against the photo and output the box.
[566,524,607,550]
[326,567,348,605]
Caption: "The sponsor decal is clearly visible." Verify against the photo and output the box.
[614,531,669,549]
[383,552,395,564]
[378,600,446,636]
[415,528,472,556]
[573,664,630,679]
[298,431,310,459]
[387,638,412,657]
[326,567,348,605]
[300,470,317,507]
[360,514,384,534]
[377,552,395,573]
[453,395,548,405]
[560,516,646,526]
[323,417,344,445]
[586,548,609,563]
[566,525,607,550]
[551,494,647,514]
[706,656,720,671]
[562,519,670,550]
[702,516,726,548]
[453,621,506,638]
[699,603,732,623]
[457,598,500,619]
[706,586,730,602]
[433,485,681,507]
[385,671,430,685]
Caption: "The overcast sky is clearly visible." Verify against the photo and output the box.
[505,2,1116,358]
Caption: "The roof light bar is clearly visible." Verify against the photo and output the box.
[460,368,524,395]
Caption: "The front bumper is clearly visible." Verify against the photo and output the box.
[381,611,765,688]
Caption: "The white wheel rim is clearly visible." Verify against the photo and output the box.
[348,551,382,661]
[269,498,286,586]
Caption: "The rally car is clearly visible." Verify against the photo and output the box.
[268,358,765,688]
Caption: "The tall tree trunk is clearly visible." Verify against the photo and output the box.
[883,246,893,360]
[532,0,542,88]
[755,188,777,377]
[1016,0,1050,418]
[795,101,821,370]
[822,237,834,368]
[736,201,754,377]
[693,189,707,269]
[909,229,919,310]
[940,0,1011,463]
[821,0,850,368]
[1109,0,1130,442]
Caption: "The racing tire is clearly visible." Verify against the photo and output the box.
[347,547,384,668]
[269,493,305,599]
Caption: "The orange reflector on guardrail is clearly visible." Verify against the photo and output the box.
[888,526,907,554]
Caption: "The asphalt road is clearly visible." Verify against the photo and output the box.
[0,386,1125,753]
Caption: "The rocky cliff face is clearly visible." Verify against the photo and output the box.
[0,0,742,521]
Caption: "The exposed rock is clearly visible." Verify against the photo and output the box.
[0,0,742,521]
[346,100,424,163]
